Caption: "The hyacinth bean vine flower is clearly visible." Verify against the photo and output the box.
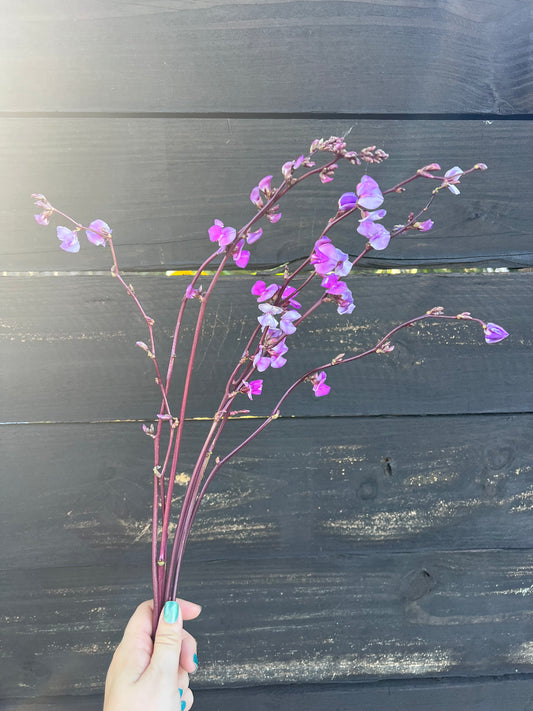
[310,371,331,397]
[483,322,510,344]
[321,275,355,315]
[240,379,263,400]
[311,236,353,277]
[31,137,508,639]
[357,210,391,251]
[209,219,251,267]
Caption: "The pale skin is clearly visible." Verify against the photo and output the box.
[104,599,201,711]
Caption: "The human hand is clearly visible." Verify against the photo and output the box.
[103,598,201,711]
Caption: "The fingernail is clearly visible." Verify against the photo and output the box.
[163,601,179,624]
[181,701,186,711]
[178,688,183,697]
[193,653,198,669]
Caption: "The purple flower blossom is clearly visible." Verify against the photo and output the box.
[280,309,300,335]
[319,163,338,183]
[442,166,463,195]
[282,155,305,181]
[483,322,509,344]
[311,371,331,397]
[266,207,282,223]
[185,284,199,299]
[253,328,288,370]
[258,175,273,195]
[338,192,358,211]
[357,219,391,251]
[253,353,271,372]
[416,219,434,232]
[258,303,283,330]
[86,219,110,246]
[209,219,236,247]
[251,280,280,302]
[57,226,80,253]
[232,239,250,268]
[240,379,263,400]
[311,237,352,277]
[356,175,384,210]
[269,338,288,368]
[281,285,302,309]
[321,275,355,315]
[250,186,263,209]
[246,228,263,244]
[34,212,50,226]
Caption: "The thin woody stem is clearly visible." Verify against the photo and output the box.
[161,254,232,603]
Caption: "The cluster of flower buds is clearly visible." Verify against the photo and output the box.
[309,138,389,166]
[250,175,282,222]
[32,193,53,225]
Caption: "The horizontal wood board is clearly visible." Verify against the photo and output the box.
[3,677,533,711]
[1,416,532,570]
[1,273,528,422]
[1,0,531,113]
[2,551,533,696]
[3,119,532,271]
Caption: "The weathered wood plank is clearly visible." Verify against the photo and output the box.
[2,551,533,696]
[3,118,532,271]
[1,1,530,113]
[4,677,533,711]
[1,273,528,422]
[185,679,533,711]
[1,415,531,570]
[3,676,533,710]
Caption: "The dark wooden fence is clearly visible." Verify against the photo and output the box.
[1,1,532,709]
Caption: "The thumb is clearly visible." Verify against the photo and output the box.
[149,600,183,678]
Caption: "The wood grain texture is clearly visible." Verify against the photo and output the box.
[1,1,531,113]
[4,678,533,711]
[1,415,532,570]
[2,273,529,422]
[3,118,532,272]
[2,552,533,697]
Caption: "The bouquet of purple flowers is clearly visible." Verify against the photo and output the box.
[32,135,508,635]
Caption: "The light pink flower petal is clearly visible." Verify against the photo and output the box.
[267,211,282,224]
[246,228,263,244]
[356,175,384,210]
[258,175,273,193]
[253,354,271,371]
[250,186,263,208]
[86,219,110,247]
[234,247,250,268]
[251,280,266,296]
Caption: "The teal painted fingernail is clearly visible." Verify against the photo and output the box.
[193,653,198,668]
[181,701,186,711]
[178,688,183,697]
[163,601,179,623]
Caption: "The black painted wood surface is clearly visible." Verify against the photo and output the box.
[3,551,533,697]
[2,415,532,570]
[3,119,532,272]
[1,0,531,114]
[2,1,532,709]
[3,677,533,711]
[2,273,528,423]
